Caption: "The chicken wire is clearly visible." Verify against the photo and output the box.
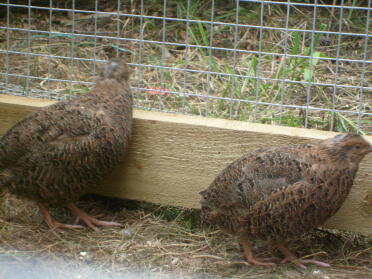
[0,0,371,134]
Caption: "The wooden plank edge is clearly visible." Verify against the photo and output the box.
[1,94,369,142]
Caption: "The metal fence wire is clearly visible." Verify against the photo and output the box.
[0,0,371,134]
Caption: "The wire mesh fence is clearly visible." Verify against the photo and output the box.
[0,0,371,134]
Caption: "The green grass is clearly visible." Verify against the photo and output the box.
[0,1,370,134]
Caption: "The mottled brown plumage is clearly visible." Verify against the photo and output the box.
[0,59,132,231]
[200,134,372,268]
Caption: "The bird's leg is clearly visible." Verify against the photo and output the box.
[274,243,330,269]
[66,203,120,232]
[37,203,84,232]
[240,236,276,266]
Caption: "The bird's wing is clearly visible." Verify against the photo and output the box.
[241,177,335,238]
[0,101,119,168]
[248,178,319,220]
[201,148,313,212]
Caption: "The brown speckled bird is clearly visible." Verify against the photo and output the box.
[200,134,371,268]
[0,59,132,231]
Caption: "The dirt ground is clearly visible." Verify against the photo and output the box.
[1,194,371,279]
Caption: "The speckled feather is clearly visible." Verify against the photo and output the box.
[0,59,132,206]
[200,134,370,241]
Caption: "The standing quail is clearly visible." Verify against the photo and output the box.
[0,59,132,231]
[200,134,371,268]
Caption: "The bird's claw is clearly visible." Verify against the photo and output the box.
[50,222,85,233]
[281,257,330,269]
[248,258,276,267]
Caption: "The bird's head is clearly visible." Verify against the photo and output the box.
[100,58,131,82]
[322,133,372,163]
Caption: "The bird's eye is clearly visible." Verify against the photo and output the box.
[355,145,361,149]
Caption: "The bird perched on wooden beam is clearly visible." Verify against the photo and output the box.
[200,134,371,268]
[0,58,132,232]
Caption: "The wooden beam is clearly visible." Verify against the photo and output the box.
[1,94,372,235]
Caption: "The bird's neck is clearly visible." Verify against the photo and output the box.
[90,80,132,103]
[318,145,360,170]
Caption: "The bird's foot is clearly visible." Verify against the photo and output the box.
[247,257,276,267]
[281,255,330,269]
[67,203,120,231]
[240,236,276,267]
[73,215,121,232]
[49,222,85,233]
[274,243,330,269]
[37,203,84,232]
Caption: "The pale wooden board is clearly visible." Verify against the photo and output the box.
[1,94,372,235]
